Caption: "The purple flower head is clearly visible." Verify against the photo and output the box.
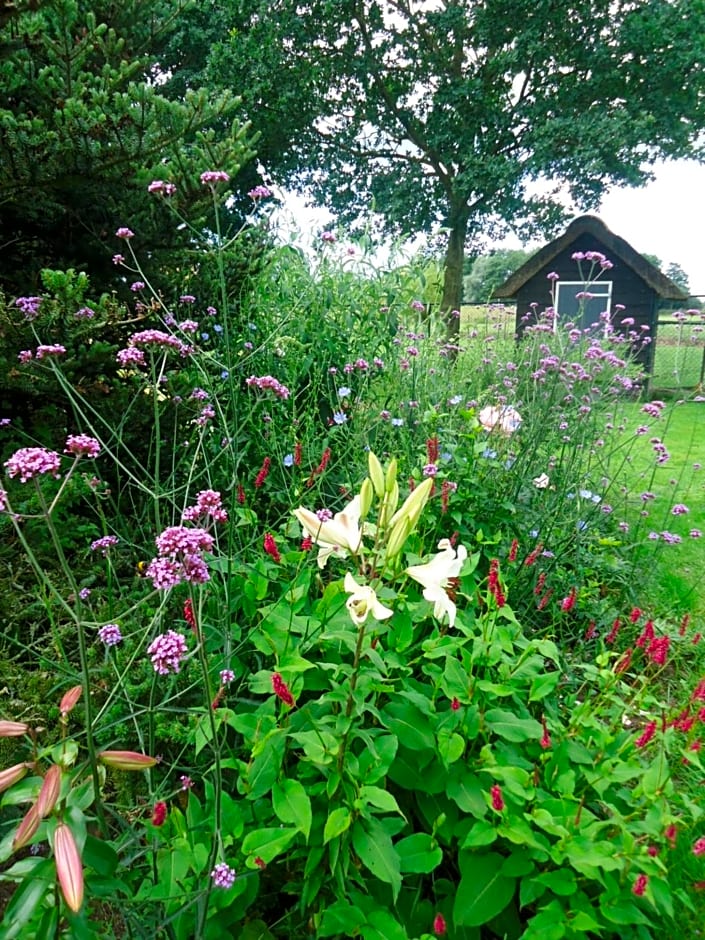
[5,447,61,482]
[672,504,689,515]
[91,535,119,554]
[116,347,146,367]
[148,630,188,674]
[220,669,235,685]
[35,344,66,359]
[245,375,290,400]
[248,185,272,199]
[18,350,33,363]
[65,435,101,458]
[98,623,123,647]
[14,296,43,320]
[200,171,230,185]
[179,295,196,305]
[546,272,559,281]
[210,862,236,888]
[115,227,134,239]
[148,180,176,195]
[155,526,214,558]
[75,306,95,320]
[320,231,336,243]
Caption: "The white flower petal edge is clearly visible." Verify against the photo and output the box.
[293,495,363,569]
[343,572,394,625]
[405,539,467,628]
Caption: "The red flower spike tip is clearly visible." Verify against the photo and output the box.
[151,801,168,826]
[263,533,281,563]
[632,874,648,897]
[433,913,447,936]
[271,673,295,707]
[490,783,505,811]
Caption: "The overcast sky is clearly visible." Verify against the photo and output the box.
[275,158,705,295]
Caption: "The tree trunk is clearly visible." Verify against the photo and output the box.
[440,207,470,340]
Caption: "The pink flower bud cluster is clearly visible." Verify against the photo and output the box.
[182,490,228,524]
[246,374,290,400]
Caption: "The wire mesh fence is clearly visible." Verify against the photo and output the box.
[652,317,705,392]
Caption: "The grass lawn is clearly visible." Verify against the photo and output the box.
[613,400,705,616]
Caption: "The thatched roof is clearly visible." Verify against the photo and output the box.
[492,215,688,301]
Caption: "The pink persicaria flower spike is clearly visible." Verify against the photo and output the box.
[433,913,447,936]
[151,801,168,826]
[635,721,657,748]
[263,533,281,563]
[632,874,648,897]
[271,672,295,707]
[490,783,505,811]
[693,837,705,857]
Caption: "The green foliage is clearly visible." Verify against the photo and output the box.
[0,0,256,294]
[463,249,533,303]
[1,196,704,938]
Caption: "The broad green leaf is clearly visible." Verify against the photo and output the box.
[246,730,286,799]
[358,785,405,819]
[484,708,543,743]
[395,833,443,873]
[351,819,402,900]
[461,820,498,848]
[318,901,367,937]
[454,851,516,927]
[1,857,53,939]
[82,835,118,877]
[437,729,466,765]
[361,909,410,940]
[529,672,560,701]
[381,702,435,751]
[447,769,487,818]
[272,779,312,840]
[324,807,352,843]
[241,827,297,864]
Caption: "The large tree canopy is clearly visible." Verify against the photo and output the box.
[210,0,705,328]
[0,0,256,294]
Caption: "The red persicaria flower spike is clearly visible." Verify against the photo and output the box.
[537,588,554,611]
[490,783,505,811]
[560,587,577,612]
[450,697,461,711]
[540,716,551,749]
[694,632,702,645]
[630,607,642,624]
[263,533,281,563]
[585,621,597,640]
[426,437,439,464]
[605,618,621,644]
[636,620,655,648]
[300,536,313,551]
[646,635,670,666]
[680,613,690,636]
[294,442,302,466]
[635,720,657,748]
[237,484,246,505]
[524,544,544,567]
[151,801,168,826]
[615,647,633,674]
[693,837,705,856]
[254,856,266,870]
[184,598,197,633]
[534,572,546,595]
[665,823,677,846]
[254,457,271,489]
[508,538,519,562]
[432,913,447,936]
[271,672,295,707]
[632,874,648,897]
[691,680,705,702]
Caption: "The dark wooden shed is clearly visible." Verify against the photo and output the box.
[492,215,688,373]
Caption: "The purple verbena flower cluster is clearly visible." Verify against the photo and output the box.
[65,435,101,458]
[182,490,228,524]
[5,447,61,482]
[147,629,188,674]
[91,535,119,554]
[98,624,123,647]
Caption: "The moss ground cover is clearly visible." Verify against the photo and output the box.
[0,202,704,938]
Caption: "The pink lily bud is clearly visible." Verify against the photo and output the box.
[54,822,84,912]
[59,686,83,717]
[36,764,62,818]
[98,750,158,771]
[12,802,41,851]
[0,720,30,737]
[0,762,31,794]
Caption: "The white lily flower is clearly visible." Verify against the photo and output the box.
[405,538,468,628]
[343,572,394,625]
[293,495,363,569]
